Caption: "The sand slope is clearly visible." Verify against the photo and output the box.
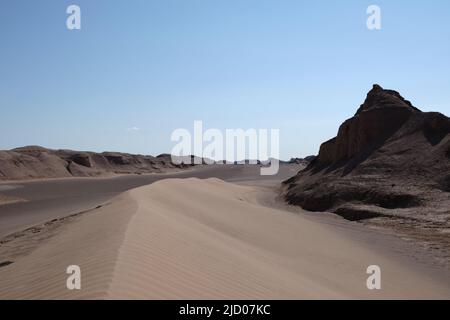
[0,194,24,206]
[1,178,449,299]
[0,193,136,299]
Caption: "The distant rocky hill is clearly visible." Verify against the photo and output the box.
[287,156,316,165]
[283,85,450,230]
[0,146,195,181]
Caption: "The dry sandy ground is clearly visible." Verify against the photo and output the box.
[0,178,449,299]
[0,194,24,206]
[0,164,301,238]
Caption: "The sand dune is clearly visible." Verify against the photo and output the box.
[0,192,136,299]
[1,178,449,299]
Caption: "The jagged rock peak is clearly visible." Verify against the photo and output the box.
[355,84,421,115]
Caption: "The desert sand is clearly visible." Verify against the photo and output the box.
[1,177,449,299]
[0,194,22,206]
[0,164,301,237]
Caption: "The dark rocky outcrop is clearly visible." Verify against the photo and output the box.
[288,156,316,165]
[283,85,450,224]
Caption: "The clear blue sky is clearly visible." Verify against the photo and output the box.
[1,0,449,159]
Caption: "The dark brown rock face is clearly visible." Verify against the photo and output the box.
[283,85,450,224]
[354,84,420,115]
[68,153,93,167]
[317,85,420,165]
